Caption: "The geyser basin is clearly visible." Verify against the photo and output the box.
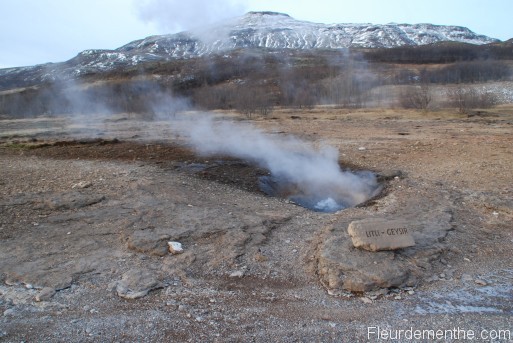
[182,113,384,212]
[258,170,382,213]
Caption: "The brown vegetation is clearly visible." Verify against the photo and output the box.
[0,45,512,117]
[446,85,500,113]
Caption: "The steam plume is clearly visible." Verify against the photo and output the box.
[175,113,380,212]
[136,0,248,33]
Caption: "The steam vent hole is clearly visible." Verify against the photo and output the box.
[258,170,382,213]
[177,157,384,213]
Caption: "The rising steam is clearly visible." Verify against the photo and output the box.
[136,0,248,33]
[17,71,380,212]
[174,113,381,212]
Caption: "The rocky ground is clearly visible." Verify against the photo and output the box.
[0,107,512,342]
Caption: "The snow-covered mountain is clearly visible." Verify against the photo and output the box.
[73,11,500,73]
[119,11,498,57]
[0,11,500,88]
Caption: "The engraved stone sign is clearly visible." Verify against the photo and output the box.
[347,219,415,251]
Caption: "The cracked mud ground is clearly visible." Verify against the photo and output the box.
[1,108,512,342]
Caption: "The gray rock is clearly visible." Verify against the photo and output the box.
[461,273,473,281]
[377,170,404,181]
[3,308,15,317]
[166,300,178,307]
[126,228,171,256]
[34,191,105,211]
[474,279,488,286]
[360,297,373,304]
[348,219,415,251]
[6,268,72,291]
[229,270,245,278]
[71,181,93,189]
[317,205,453,293]
[425,275,439,283]
[114,269,163,299]
[35,287,56,302]
[318,235,416,292]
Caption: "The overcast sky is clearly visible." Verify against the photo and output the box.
[0,0,510,68]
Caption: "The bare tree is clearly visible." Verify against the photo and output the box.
[399,83,432,110]
[234,85,274,119]
[446,86,499,114]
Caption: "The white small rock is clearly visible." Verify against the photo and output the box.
[229,270,245,278]
[360,297,372,304]
[474,279,488,286]
[358,147,366,151]
[72,181,92,189]
[327,289,338,296]
[168,241,184,254]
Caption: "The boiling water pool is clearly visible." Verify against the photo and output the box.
[258,171,382,213]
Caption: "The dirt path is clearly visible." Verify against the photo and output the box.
[1,108,512,342]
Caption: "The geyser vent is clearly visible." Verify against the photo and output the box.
[258,171,381,213]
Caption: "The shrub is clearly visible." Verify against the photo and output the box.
[446,86,499,113]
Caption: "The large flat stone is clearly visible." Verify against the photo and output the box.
[348,219,415,251]
[317,235,416,292]
[316,205,453,293]
[113,269,163,300]
[126,228,171,257]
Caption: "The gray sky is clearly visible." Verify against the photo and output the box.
[0,0,510,68]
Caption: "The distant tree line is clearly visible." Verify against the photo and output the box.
[1,46,511,117]
[0,81,188,117]
[362,41,513,64]
[382,61,511,85]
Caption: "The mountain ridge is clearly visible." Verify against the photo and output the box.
[117,11,498,57]
[0,11,503,89]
